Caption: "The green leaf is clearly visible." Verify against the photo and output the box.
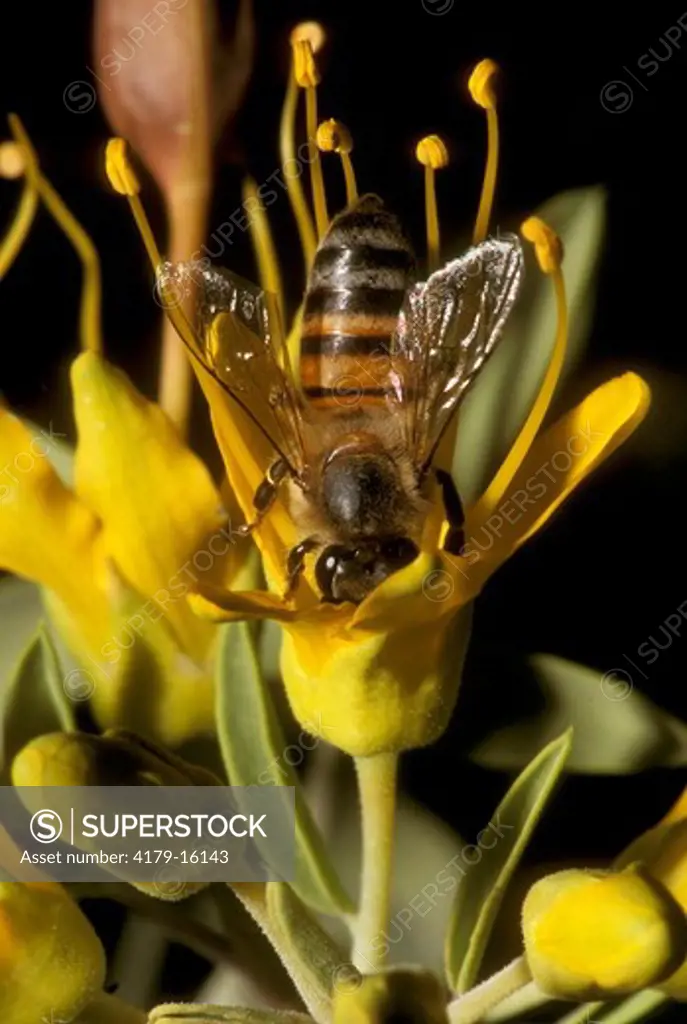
[0,577,43,688]
[149,1006,314,1022]
[555,991,668,1024]
[473,655,687,774]
[454,187,606,502]
[216,622,354,917]
[0,625,75,777]
[445,729,573,993]
[267,882,351,1019]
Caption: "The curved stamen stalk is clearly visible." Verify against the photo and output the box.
[242,175,285,324]
[10,115,103,355]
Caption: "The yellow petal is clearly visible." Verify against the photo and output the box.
[0,881,106,1024]
[0,408,109,653]
[194,368,298,588]
[522,865,687,1000]
[190,587,300,623]
[71,352,226,658]
[462,372,651,591]
[281,604,472,756]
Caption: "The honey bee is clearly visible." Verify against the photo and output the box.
[159,194,524,604]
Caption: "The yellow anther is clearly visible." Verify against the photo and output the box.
[469,58,499,110]
[0,141,25,179]
[521,216,564,275]
[104,138,140,197]
[292,38,321,89]
[289,21,326,54]
[317,118,353,155]
[317,119,358,206]
[415,134,449,170]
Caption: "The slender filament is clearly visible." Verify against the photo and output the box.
[9,115,102,355]
[0,166,38,281]
[476,263,568,515]
[305,85,329,238]
[473,105,499,243]
[424,164,440,272]
[242,176,285,323]
[279,69,317,271]
[341,150,358,206]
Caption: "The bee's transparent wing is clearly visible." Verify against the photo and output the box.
[387,235,524,473]
[157,260,308,477]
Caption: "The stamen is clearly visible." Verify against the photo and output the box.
[104,137,199,358]
[416,135,449,273]
[9,115,103,355]
[469,59,500,244]
[280,45,317,272]
[105,138,161,268]
[476,217,567,515]
[242,176,285,323]
[293,38,329,239]
[0,141,38,281]
[318,118,358,207]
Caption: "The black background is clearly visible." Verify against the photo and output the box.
[1,0,687,1014]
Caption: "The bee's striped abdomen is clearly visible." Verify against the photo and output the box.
[300,194,415,411]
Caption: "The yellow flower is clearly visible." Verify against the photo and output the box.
[0,122,251,746]
[0,881,106,1024]
[107,39,650,757]
[521,865,687,1000]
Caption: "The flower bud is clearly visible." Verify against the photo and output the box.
[634,819,687,998]
[522,865,687,999]
[0,882,106,1024]
[12,731,218,902]
[11,730,221,788]
[332,966,448,1023]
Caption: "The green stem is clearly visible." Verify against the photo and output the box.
[71,882,297,1008]
[231,883,328,1023]
[554,1002,605,1024]
[447,957,532,1024]
[352,752,399,972]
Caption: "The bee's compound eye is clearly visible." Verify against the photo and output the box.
[381,536,419,567]
[315,545,351,601]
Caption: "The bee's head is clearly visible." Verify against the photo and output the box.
[315,537,419,604]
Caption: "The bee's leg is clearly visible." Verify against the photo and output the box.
[283,536,320,600]
[237,458,289,536]
[435,468,465,555]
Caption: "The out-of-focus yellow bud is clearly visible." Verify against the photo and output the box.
[634,819,687,998]
[0,881,106,1024]
[522,865,687,1000]
[332,966,448,1023]
[11,729,221,788]
[12,731,219,902]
